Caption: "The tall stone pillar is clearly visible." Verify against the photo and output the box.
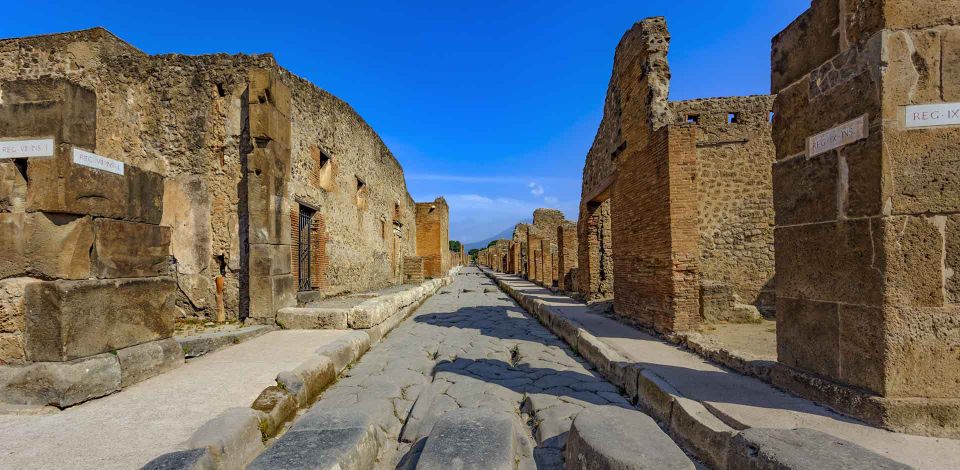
[771,0,960,437]
[245,69,295,323]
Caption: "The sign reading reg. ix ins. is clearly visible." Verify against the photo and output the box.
[904,102,960,129]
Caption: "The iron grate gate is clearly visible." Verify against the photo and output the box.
[298,206,315,291]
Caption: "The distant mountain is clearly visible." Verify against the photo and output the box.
[463,219,531,251]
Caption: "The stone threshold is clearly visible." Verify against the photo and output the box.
[276,276,451,330]
[142,267,459,470]
[481,268,960,470]
[176,325,276,359]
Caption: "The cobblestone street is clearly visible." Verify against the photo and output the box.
[269,267,636,468]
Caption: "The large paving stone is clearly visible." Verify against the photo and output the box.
[0,212,94,280]
[141,448,215,470]
[248,409,379,470]
[92,218,171,278]
[0,352,120,407]
[23,277,176,361]
[565,407,694,470]
[727,428,912,470]
[415,408,516,470]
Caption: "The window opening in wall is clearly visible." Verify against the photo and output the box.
[356,177,367,209]
[297,204,315,291]
[769,111,775,122]
[727,112,739,124]
[686,114,700,124]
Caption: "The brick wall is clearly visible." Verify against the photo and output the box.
[415,197,449,278]
[577,17,671,302]
[612,125,700,333]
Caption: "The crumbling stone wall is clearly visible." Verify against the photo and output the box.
[671,96,776,316]
[578,17,671,302]
[0,28,420,322]
[770,0,960,437]
[415,198,449,278]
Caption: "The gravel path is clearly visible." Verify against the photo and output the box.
[291,267,633,469]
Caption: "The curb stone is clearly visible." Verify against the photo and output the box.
[482,269,916,470]
[184,407,264,470]
[727,428,912,470]
[142,271,458,469]
[565,407,695,470]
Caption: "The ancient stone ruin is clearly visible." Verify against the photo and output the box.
[0,28,451,407]
[2,1,960,467]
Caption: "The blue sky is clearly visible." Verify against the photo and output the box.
[6,0,810,243]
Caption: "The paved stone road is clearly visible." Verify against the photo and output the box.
[296,267,634,468]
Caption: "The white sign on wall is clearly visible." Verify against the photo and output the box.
[904,102,960,129]
[72,148,125,175]
[0,138,55,159]
[807,114,869,158]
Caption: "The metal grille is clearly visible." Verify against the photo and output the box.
[298,206,314,291]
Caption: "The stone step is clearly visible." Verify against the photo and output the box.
[276,307,349,329]
[565,407,695,470]
[176,325,274,359]
[415,408,517,470]
[246,409,380,470]
[728,428,911,470]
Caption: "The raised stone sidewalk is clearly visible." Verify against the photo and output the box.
[0,272,456,470]
[484,269,960,470]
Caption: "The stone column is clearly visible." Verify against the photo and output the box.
[245,69,295,323]
[771,0,960,437]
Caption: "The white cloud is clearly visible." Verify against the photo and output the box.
[528,182,545,196]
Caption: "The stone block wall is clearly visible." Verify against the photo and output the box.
[557,221,578,292]
[0,28,420,324]
[0,79,180,406]
[512,223,529,277]
[671,96,777,316]
[415,197,450,278]
[770,0,960,437]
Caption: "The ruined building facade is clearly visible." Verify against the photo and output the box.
[0,28,439,328]
[0,29,450,404]
[576,18,776,333]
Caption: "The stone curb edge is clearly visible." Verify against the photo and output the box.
[141,268,459,470]
[480,268,733,469]
[480,269,913,470]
